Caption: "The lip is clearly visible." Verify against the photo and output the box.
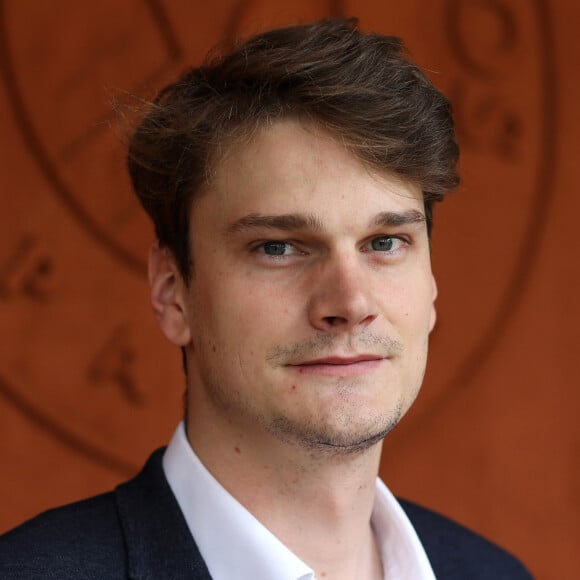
[287,355,386,377]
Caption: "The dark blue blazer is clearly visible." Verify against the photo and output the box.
[0,449,532,579]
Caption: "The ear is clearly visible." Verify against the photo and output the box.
[148,242,191,346]
[429,275,438,333]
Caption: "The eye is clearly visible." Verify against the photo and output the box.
[367,236,405,252]
[261,241,295,256]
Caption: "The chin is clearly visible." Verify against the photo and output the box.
[268,401,403,457]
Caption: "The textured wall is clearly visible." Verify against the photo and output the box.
[0,1,578,578]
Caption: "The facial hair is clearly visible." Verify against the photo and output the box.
[263,331,407,456]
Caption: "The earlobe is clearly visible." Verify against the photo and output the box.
[148,243,192,346]
[429,276,438,333]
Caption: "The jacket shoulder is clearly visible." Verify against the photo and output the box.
[399,499,533,579]
[0,491,127,579]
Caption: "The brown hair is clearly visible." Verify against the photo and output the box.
[128,18,459,280]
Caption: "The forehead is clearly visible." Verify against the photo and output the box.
[200,119,424,222]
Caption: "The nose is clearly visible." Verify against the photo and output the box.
[307,252,378,332]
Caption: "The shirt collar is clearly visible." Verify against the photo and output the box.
[372,479,436,579]
[163,422,435,580]
[163,423,313,580]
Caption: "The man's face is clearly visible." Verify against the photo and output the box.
[178,120,436,454]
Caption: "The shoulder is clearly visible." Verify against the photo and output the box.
[0,448,205,580]
[399,499,533,579]
[0,491,127,579]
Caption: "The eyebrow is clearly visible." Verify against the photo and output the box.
[225,209,426,236]
[226,213,325,235]
[372,209,426,228]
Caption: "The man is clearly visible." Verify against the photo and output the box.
[0,19,531,579]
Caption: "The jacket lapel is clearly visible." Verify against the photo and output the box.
[115,448,212,580]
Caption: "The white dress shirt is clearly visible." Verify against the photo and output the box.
[163,423,435,580]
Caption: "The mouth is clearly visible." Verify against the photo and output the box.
[287,355,386,377]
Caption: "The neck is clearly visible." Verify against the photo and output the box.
[186,412,385,579]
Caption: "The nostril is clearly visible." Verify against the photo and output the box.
[323,315,346,327]
[363,313,378,326]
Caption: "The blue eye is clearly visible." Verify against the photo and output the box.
[370,237,402,252]
[262,241,290,256]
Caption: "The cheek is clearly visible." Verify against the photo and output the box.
[194,275,278,353]
[384,276,434,332]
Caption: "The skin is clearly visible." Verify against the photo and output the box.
[149,119,437,579]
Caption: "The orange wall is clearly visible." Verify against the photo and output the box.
[0,2,578,578]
